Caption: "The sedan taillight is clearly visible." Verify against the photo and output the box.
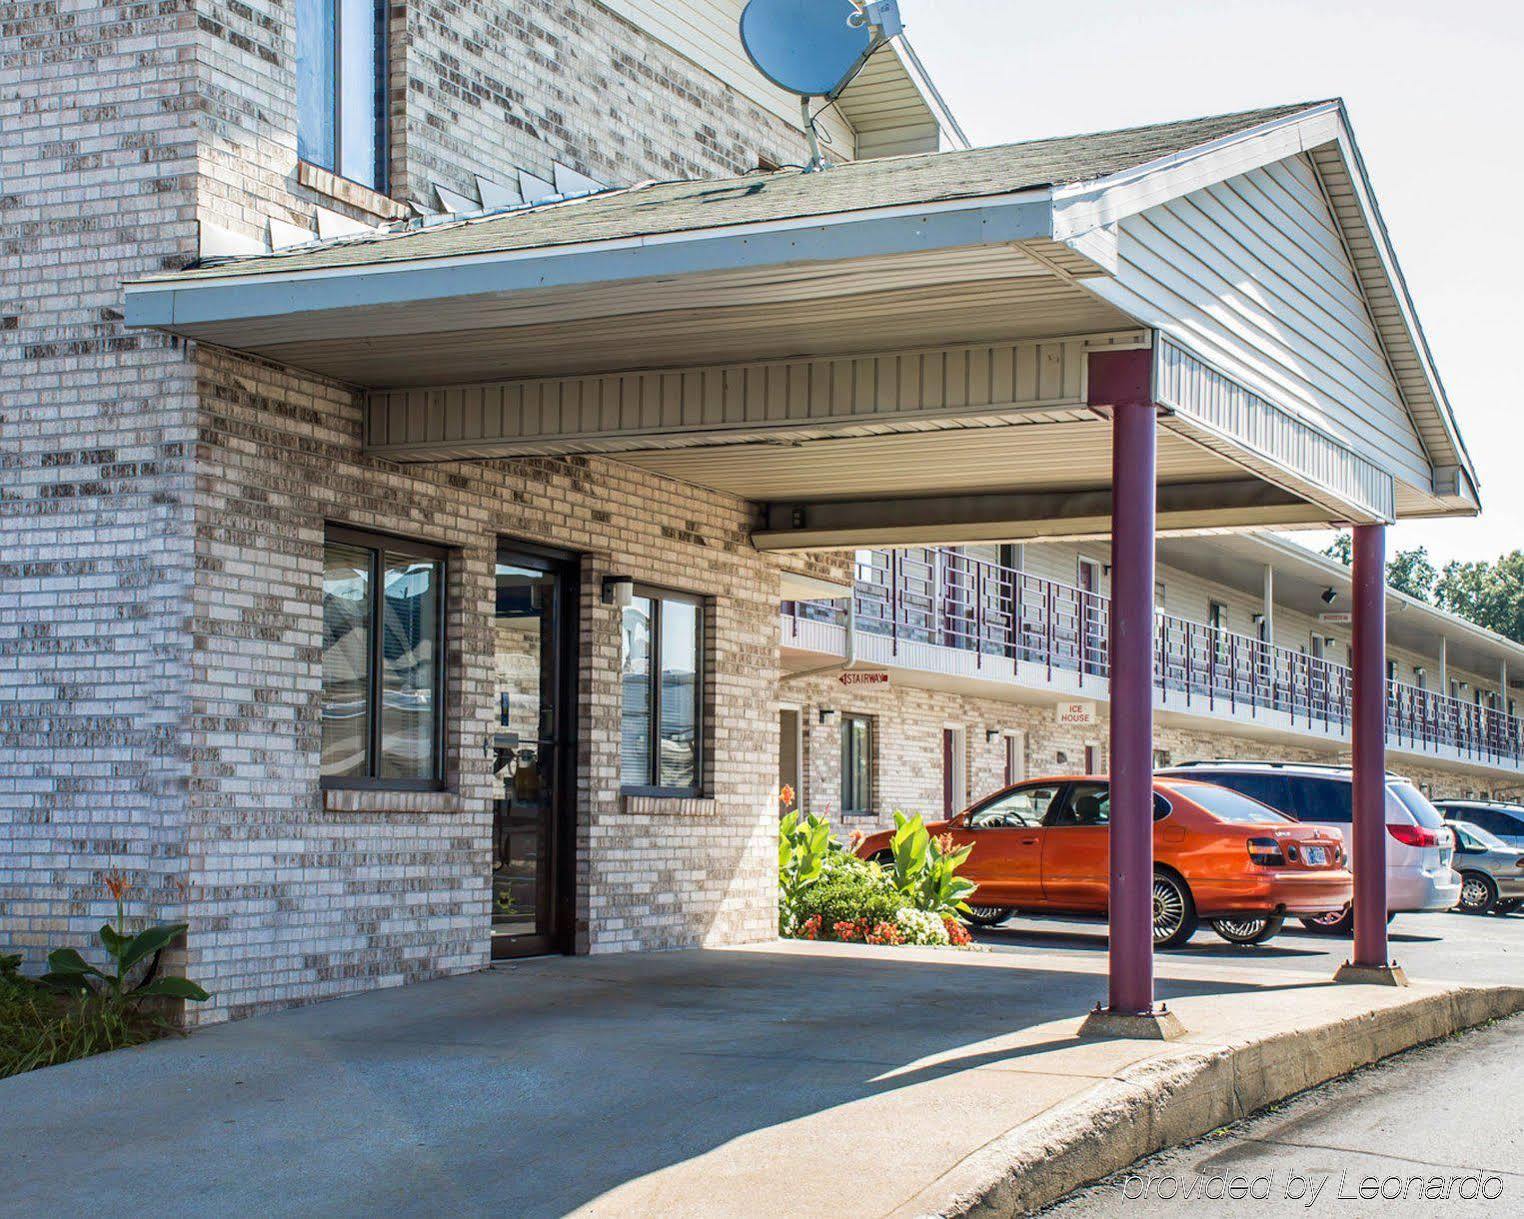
[1387,823,1442,849]
[1247,836,1287,867]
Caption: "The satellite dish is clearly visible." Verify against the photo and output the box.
[740,0,903,167]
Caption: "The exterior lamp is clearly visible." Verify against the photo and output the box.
[985,728,1001,744]
[818,708,839,725]
[1321,587,1338,605]
[602,575,635,608]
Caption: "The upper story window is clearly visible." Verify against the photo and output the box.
[620,589,707,796]
[321,526,447,789]
[297,0,388,191]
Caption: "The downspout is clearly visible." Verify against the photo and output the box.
[781,592,859,682]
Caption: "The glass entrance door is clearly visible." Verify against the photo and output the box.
[491,545,576,959]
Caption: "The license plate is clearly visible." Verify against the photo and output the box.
[1305,846,1327,866]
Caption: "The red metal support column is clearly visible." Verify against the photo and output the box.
[1350,524,1391,968]
[1107,396,1158,1016]
[1080,348,1173,1032]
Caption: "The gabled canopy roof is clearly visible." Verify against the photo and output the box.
[145,103,1320,282]
[125,99,1478,529]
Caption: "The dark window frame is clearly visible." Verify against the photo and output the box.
[321,523,449,792]
[621,585,708,799]
[298,0,390,193]
[841,713,874,816]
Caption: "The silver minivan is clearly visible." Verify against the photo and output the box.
[1159,762,1459,934]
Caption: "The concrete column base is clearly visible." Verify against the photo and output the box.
[1078,1006,1187,1041]
[1334,961,1410,987]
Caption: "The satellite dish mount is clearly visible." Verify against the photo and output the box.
[739,0,905,170]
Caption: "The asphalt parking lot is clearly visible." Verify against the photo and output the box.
[975,906,1524,985]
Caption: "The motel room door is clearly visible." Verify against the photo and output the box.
[491,543,579,959]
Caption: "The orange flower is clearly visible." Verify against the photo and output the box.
[847,829,865,850]
[103,870,131,903]
[778,784,796,810]
[935,833,957,854]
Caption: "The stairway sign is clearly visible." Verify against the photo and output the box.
[839,670,890,688]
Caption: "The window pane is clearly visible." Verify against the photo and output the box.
[658,599,700,789]
[842,716,871,814]
[321,542,371,778]
[296,0,336,169]
[339,0,382,187]
[1175,781,1292,824]
[1291,778,1352,825]
[378,552,441,779]
[620,598,652,787]
[969,784,1059,829]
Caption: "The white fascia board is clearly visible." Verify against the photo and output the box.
[1318,121,1479,495]
[1049,104,1343,240]
[123,189,1058,330]
[886,37,969,150]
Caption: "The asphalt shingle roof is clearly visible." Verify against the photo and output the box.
[156,102,1330,282]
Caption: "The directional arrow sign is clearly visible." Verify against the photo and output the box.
[838,670,890,688]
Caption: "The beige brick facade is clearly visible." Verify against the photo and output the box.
[2,0,816,1022]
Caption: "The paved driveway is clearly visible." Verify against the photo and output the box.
[976,907,1524,984]
[0,944,1316,1217]
[1,937,1512,1218]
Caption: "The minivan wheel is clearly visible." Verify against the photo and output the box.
[965,905,1012,928]
[1299,906,1354,936]
[1152,871,1199,948]
[1212,913,1285,945]
[1458,871,1498,915]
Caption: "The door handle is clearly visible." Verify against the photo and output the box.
[1019,836,1038,845]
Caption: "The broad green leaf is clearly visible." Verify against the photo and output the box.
[99,922,130,957]
[120,922,187,972]
[133,976,210,1002]
[45,947,103,978]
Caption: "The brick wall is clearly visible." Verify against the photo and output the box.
[0,1,201,967]
[2,0,813,1019]
[170,345,783,1022]
[192,0,814,245]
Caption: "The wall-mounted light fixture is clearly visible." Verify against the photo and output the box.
[601,575,635,608]
[1321,587,1338,606]
[818,708,839,725]
[1251,612,1266,626]
[986,728,1001,744]
[1055,750,1068,765]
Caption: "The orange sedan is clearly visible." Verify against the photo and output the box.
[855,775,1351,946]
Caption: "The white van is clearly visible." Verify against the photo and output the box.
[1159,762,1459,933]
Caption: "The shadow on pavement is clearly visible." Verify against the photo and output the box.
[0,946,1333,1217]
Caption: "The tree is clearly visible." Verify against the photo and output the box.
[1435,552,1524,644]
[1386,546,1438,602]
[1321,533,1437,603]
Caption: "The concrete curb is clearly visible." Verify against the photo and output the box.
[910,984,1524,1218]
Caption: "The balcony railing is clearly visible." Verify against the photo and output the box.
[785,548,1524,769]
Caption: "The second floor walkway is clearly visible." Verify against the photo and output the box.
[784,548,1524,778]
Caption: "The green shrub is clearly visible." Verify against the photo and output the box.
[799,853,909,931]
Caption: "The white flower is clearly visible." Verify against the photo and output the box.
[894,907,950,946]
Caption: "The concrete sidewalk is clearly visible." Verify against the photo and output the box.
[2,942,1519,1218]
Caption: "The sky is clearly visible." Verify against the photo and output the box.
[897,0,1524,567]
